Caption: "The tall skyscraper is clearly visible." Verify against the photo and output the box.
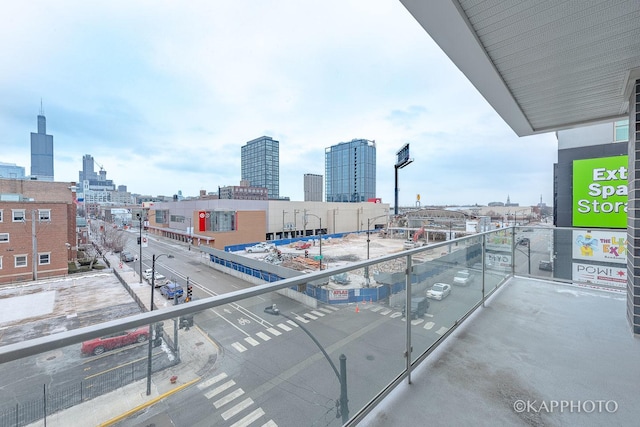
[30,102,54,181]
[325,139,376,202]
[304,173,323,201]
[241,136,279,199]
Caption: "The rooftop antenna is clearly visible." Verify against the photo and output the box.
[39,98,44,115]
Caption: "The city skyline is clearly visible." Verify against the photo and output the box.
[0,1,557,206]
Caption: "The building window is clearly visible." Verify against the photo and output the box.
[0,233,8,243]
[0,209,3,222]
[205,211,236,232]
[614,120,629,142]
[15,255,27,268]
[155,210,169,224]
[39,253,50,265]
[38,209,51,222]
[0,256,2,270]
[12,209,25,222]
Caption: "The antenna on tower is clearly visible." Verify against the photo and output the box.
[40,99,44,115]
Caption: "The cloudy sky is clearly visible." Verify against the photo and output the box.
[0,0,557,207]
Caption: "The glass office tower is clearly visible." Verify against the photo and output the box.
[325,139,376,202]
[241,136,279,200]
[30,106,54,181]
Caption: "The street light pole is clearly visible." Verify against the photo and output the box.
[365,214,388,286]
[146,253,173,396]
[305,213,323,270]
[138,214,143,283]
[264,305,348,423]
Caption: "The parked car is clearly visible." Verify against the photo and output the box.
[120,251,135,262]
[453,270,474,286]
[160,282,184,299]
[426,283,452,300]
[294,241,312,250]
[539,260,553,271]
[245,242,275,253]
[518,237,530,246]
[81,327,149,356]
[331,273,351,285]
[142,269,166,286]
[402,297,430,320]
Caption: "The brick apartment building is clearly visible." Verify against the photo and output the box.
[0,179,77,285]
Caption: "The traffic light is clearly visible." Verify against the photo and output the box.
[186,285,193,302]
[137,236,141,244]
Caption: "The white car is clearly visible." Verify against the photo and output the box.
[426,283,451,300]
[453,270,474,286]
[142,269,166,286]
[245,242,275,253]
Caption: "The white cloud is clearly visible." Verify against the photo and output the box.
[0,0,557,206]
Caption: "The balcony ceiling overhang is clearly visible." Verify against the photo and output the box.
[400,0,640,136]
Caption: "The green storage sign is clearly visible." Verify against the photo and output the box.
[572,156,628,228]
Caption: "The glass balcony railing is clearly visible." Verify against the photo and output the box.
[0,225,625,426]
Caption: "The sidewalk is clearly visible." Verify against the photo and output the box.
[31,252,220,427]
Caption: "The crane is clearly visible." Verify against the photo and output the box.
[94,158,105,172]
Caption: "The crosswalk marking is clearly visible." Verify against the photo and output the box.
[277,322,292,332]
[213,388,245,409]
[221,397,254,420]
[256,332,271,341]
[410,318,424,325]
[198,373,228,390]
[379,309,392,315]
[266,327,282,336]
[204,380,236,400]
[294,315,309,323]
[232,342,247,352]
[423,321,435,330]
[369,306,384,312]
[262,420,278,427]
[244,337,260,346]
[303,313,318,320]
[310,310,325,317]
[390,312,403,318]
[435,326,449,335]
[317,307,333,314]
[286,320,299,327]
[230,408,266,427]
[323,305,339,311]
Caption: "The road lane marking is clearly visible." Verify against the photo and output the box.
[423,322,435,330]
[390,312,403,318]
[221,397,254,419]
[410,319,425,325]
[244,337,260,346]
[266,327,282,336]
[204,380,236,400]
[256,332,271,341]
[294,315,309,323]
[231,342,247,352]
[262,421,278,427]
[303,313,318,320]
[198,373,228,390]
[230,408,265,427]
[286,320,299,327]
[277,323,292,331]
[310,310,325,317]
[214,388,246,409]
[435,326,449,335]
[317,307,333,314]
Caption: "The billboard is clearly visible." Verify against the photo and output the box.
[572,230,626,264]
[572,262,626,288]
[572,155,627,228]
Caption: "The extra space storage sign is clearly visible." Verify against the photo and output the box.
[572,155,628,228]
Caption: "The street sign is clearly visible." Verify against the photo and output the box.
[314,255,323,260]
[142,237,148,248]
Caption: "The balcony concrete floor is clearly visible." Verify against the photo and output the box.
[362,277,638,427]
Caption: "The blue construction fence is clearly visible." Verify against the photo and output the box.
[224,232,359,253]
[213,238,482,305]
